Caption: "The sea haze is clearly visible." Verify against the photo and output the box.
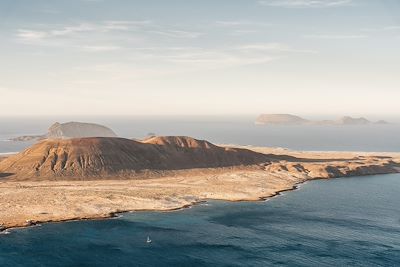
[0,116,399,153]
[1,174,399,266]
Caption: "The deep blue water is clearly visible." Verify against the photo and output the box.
[1,174,400,267]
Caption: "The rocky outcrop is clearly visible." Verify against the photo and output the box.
[264,159,399,180]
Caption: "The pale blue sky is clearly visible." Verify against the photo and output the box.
[0,0,399,116]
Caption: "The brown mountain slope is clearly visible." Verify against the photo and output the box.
[0,136,269,180]
[143,136,216,149]
[143,136,268,169]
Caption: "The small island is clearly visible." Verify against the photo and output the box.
[9,121,117,142]
[255,114,389,126]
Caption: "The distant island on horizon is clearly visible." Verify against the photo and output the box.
[9,121,118,142]
[255,114,389,126]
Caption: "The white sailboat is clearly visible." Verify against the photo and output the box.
[146,236,152,243]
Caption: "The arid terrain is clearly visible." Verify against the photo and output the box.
[0,137,399,231]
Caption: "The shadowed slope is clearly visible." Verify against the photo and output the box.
[0,136,269,180]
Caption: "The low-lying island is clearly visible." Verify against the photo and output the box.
[0,136,399,231]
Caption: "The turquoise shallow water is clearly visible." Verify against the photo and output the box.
[1,174,400,267]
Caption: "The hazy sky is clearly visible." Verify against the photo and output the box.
[0,0,399,116]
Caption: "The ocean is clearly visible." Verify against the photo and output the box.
[0,174,399,266]
[0,116,399,266]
